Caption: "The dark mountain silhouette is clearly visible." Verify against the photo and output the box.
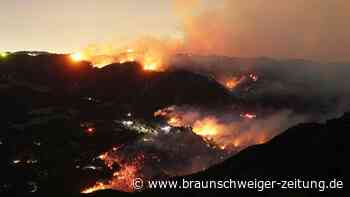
[85,112,348,197]
[0,53,347,197]
[1,54,231,113]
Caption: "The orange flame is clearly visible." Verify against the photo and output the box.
[75,36,182,71]
[81,182,110,194]
[74,48,164,71]
[167,117,184,127]
[70,52,85,62]
[153,106,273,152]
[81,152,144,193]
[192,117,222,138]
[222,76,246,90]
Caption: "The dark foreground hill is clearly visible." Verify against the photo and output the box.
[85,112,349,197]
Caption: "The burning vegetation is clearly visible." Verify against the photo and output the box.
[81,103,308,194]
[154,105,270,152]
[2,52,348,196]
[219,73,259,91]
[223,76,246,90]
[69,36,181,71]
[82,151,144,193]
[70,48,164,71]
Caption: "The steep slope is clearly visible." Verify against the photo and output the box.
[86,113,348,197]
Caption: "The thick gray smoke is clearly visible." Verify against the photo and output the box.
[174,0,350,62]
[171,55,350,120]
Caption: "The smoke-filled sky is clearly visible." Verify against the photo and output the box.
[1,0,350,62]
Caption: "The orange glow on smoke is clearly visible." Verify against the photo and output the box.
[167,117,183,127]
[79,47,164,71]
[141,54,163,71]
[225,78,240,90]
[153,106,273,152]
[192,117,222,138]
[76,36,183,69]
[222,76,245,91]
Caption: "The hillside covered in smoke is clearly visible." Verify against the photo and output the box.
[171,54,350,118]
[0,53,348,196]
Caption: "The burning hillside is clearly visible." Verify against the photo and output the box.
[82,151,144,193]
[70,37,182,71]
[1,53,349,197]
[1,0,349,197]
[70,48,164,71]
[80,113,227,193]
[153,105,306,152]
[81,102,309,194]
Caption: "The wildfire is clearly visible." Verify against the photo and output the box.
[81,182,110,194]
[81,151,144,193]
[221,73,258,90]
[167,117,184,127]
[154,106,187,127]
[192,117,222,138]
[223,76,246,90]
[73,42,167,71]
[102,48,163,71]
[70,52,84,62]
[143,62,158,71]
[108,160,141,192]
[153,106,273,152]
[118,48,137,64]
[142,55,162,71]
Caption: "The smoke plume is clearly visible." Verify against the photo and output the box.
[174,0,350,62]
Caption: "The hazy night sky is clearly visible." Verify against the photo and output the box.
[1,0,349,62]
[0,0,183,52]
